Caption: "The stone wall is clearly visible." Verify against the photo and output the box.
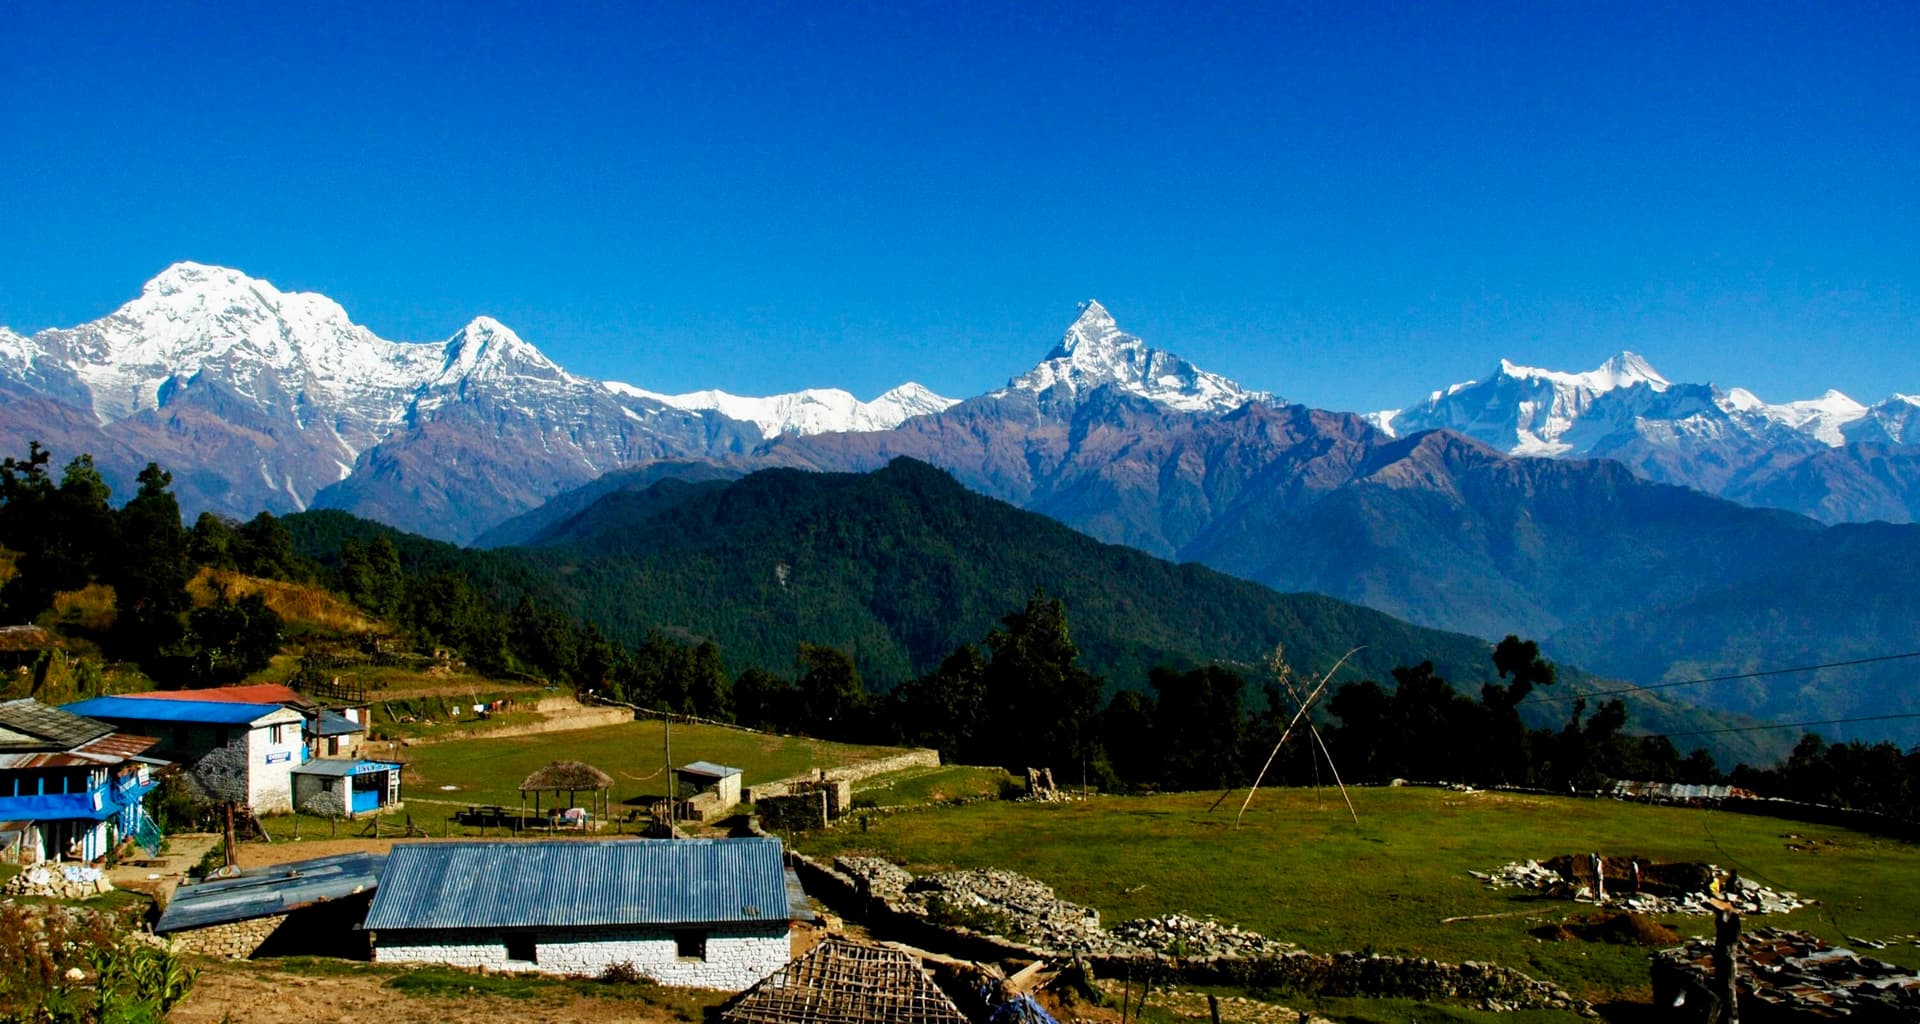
[373,923,790,990]
[746,749,940,802]
[169,914,289,959]
[789,848,1593,1016]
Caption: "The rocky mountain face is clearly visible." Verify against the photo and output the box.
[0,264,945,541]
[1371,354,1919,524]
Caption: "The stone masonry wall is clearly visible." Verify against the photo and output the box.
[373,923,789,990]
[746,749,940,802]
[169,914,289,959]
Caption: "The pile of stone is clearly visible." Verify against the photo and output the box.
[3,864,116,900]
[1107,914,1300,959]
[1474,860,1807,917]
[1652,927,1920,1020]
[908,868,1105,950]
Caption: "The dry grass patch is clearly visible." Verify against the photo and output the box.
[189,568,381,634]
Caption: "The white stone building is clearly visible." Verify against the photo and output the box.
[62,696,307,813]
[364,837,805,989]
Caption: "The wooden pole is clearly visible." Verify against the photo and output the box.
[1236,647,1362,829]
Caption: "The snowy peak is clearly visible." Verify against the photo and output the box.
[1003,299,1272,414]
[433,316,566,386]
[604,379,958,439]
[1494,350,1670,393]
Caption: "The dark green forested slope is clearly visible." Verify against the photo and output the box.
[285,458,1773,763]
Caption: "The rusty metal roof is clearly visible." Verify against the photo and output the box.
[363,837,792,931]
[0,731,159,770]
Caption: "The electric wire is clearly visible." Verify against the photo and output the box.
[1517,651,1920,705]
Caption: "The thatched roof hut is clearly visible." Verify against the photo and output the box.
[521,760,614,792]
[519,760,614,826]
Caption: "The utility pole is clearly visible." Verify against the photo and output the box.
[664,715,674,837]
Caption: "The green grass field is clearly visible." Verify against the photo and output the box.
[852,765,1018,806]
[395,719,906,809]
[797,786,1920,1014]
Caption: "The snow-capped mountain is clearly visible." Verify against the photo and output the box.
[0,263,771,538]
[603,380,956,439]
[1369,351,1672,455]
[997,300,1274,413]
[1844,394,1920,446]
[1369,353,1919,523]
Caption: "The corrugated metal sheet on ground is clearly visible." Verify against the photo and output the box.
[62,696,289,726]
[363,837,791,931]
[156,851,387,933]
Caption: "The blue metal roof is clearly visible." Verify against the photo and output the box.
[363,837,791,931]
[314,709,364,737]
[156,851,387,933]
[62,697,288,726]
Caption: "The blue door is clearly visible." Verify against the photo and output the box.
[351,781,380,814]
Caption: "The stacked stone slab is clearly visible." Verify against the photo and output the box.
[3,864,115,900]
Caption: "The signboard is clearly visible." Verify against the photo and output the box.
[265,751,293,765]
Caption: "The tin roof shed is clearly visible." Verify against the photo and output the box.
[363,837,792,931]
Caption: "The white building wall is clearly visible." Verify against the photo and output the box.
[373,924,789,990]
[244,710,307,814]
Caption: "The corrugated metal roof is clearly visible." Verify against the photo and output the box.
[0,699,113,752]
[156,852,387,933]
[314,710,363,737]
[128,684,315,709]
[679,760,742,778]
[63,696,296,726]
[363,837,791,931]
[0,731,156,769]
[292,758,400,778]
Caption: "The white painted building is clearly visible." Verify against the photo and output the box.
[62,697,308,813]
[364,837,806,989]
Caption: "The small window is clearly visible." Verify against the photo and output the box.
[505,933,537,963]
[674,930,707,961]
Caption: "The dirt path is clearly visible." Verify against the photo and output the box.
[168,959,704,1024]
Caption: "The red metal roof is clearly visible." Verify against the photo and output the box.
[124,684,314,709]
[0,732,158,769]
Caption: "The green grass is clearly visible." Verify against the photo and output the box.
[853,765,1017,806]
[394,719,908,809]
[795,786,1920,1012]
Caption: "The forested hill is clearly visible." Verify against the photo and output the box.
[290,458,1483,687]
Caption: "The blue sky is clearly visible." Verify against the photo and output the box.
[1,2,1914,412]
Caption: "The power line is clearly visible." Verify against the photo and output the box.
[1645,710,1920,740]
[1519,651,1920,705]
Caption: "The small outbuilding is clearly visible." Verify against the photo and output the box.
[290,757,404,817]
[364,837,803,988]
